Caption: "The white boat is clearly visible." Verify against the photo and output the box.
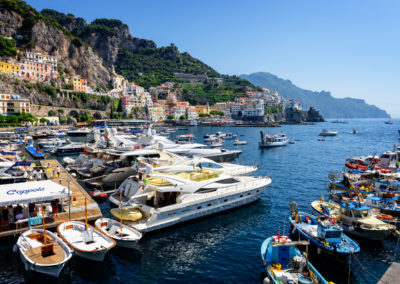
[233,140,247,145]
[57,221,116,261]
[109,171,271,232]
[318,129,338,136]
[38,138,69,148]
[55,142,86,155]
[66,128,91,136]
[15,229,73,277]
[95,218,142,249]
[189,120,198,126]
[259,131,288,148]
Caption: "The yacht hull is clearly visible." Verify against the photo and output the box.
[131,179,270,232]
[204,151,242,162]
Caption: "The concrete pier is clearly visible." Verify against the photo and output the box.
[378,262,400,283]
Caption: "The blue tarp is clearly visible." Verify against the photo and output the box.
[28,216,42,226]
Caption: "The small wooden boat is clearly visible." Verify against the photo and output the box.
[15,229,73,277]
[233,140,247,145]
[57,221,116,261]
[261,235,329,284]
[95,218,142,249]
[88,189,108,200]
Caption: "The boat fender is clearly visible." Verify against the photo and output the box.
[291,226,297,234]
[25,262,30,271]
[263,277,271,284]
[317,247,321,255]
[12,244,18,253]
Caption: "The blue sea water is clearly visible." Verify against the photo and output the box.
[1,119,399,283]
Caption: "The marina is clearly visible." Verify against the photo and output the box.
[0,120,398,283]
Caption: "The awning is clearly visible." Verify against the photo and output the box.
[0,180,68,206]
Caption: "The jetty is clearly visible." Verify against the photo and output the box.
[378,262,400,283]
[0,160,102,237]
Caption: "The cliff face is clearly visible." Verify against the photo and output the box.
[0,8,112,91]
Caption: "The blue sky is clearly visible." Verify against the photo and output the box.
[28,0,400,116]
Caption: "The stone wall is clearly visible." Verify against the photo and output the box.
[31,104,107,118]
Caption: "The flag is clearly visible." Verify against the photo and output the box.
[143,179,147,185]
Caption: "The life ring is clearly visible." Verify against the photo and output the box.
[328,217,337,224]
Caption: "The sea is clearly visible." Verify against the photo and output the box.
[0,119,399,283]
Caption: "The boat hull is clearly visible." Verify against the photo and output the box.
[259,141,288,148]
[19,252,65,277]
[204,151,242,162]
[131,179,270,232]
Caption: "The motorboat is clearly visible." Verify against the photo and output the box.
[259,131,288,148]
[109,171,271,232]
[318,129,338,136]
[175,134,196,144]
[169,147,242,163]
[289,209,359,261]
[57,221,116,261]
[95,218,142,249]
[66,128,92,136]
[311,200,395,240]
[206,139,223,148]
[38,138,69,149]
[233,140,247,145]
[55,142,86,155]
[223,133,236,139]
[261,235,329,284]
[15,229,73,277]
[152,156,257,176]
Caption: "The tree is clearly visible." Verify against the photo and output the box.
[40,117,49,124]
[210,110,224,117]
[199,113,211,118]
[5,115,18,124]
[167,114,174,120]
[48,110,56,116]
[18,112,36,124]
[179,114,188,120]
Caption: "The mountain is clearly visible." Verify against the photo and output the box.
[240,72,388,118]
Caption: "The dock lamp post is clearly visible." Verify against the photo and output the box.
[68,180,71,220]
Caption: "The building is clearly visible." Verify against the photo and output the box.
[0,94,30,115]
[71,75,87,92]
[0,61,20,76]
[148,103,165,122]
[187,106,198,120]
[19,60,52,82]
[194,104,210,115]
[26,51,57,72]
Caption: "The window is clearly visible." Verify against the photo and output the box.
[207,203,212,207]
[215,178,240,184]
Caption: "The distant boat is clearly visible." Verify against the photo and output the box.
[331,119,348,124]
[189,120,198,126]
[351,129,358,134]
[259,131,288,148]
[233,139,247,145]
[318,129,338,136]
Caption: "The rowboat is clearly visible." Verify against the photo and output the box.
[57,221,116,261]
[95,218,142,249]
[15,229,73,277]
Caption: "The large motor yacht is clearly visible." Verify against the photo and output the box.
[109,171,271,232]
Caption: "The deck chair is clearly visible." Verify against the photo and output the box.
[83,228,94,244]
[41,244,54,257]
[108,225,120,235]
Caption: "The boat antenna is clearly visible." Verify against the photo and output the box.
[120,187,124,237]
[41,203,46,245]
[85,198,88,231]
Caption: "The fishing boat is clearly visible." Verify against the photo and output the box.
[363,195,400,217]
[259,131,288,148]
[311,200,395,240]
[289,206,359,261]
[260,235,329,284]
[94,218,142,249]
[233,140,247,145]
[318,129,338,136]
[16,229,73,277]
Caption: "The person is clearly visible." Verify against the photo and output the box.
[1,207,8,222]
[15,204,23,215]
[57,166,60,177]
[15,212,24,221]
[51,199,58,215]
[28,202,37,217]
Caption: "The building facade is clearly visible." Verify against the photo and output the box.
[0,61,20,76]
[0,94,30,115]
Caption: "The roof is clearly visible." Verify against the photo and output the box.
[0,180,68,206]
[339,202,370,211]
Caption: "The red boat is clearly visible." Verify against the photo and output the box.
[88,189,108,200]
[345,163,367,170]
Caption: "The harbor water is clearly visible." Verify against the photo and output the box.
[0,119,399,283]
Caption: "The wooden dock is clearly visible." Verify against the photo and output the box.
[0,160,102,237]
[378,262,400,283]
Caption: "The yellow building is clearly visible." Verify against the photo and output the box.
[148,103,165,122]
[194,104,210,114]
[71,75,87,92]
[0,61,20,76]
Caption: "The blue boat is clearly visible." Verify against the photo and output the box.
[25,146,44,159]
[261,235,329,284]
[364,195,400,217]
[289,211,360,261]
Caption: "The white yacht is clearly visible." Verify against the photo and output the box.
[66,128,92,136]
[109,171,271,232]
[318,129,338,136]
[259,131,289,148]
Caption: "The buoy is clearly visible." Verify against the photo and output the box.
[263,277,271,284]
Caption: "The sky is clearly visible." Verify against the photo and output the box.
[28,0,400,116]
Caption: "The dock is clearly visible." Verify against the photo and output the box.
[0,160,102,237]
[378,262,400,283]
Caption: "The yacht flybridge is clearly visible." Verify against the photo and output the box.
[109,171,271,232]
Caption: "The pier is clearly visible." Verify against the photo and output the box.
[378,262,400,283]
[0,160,102,237]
